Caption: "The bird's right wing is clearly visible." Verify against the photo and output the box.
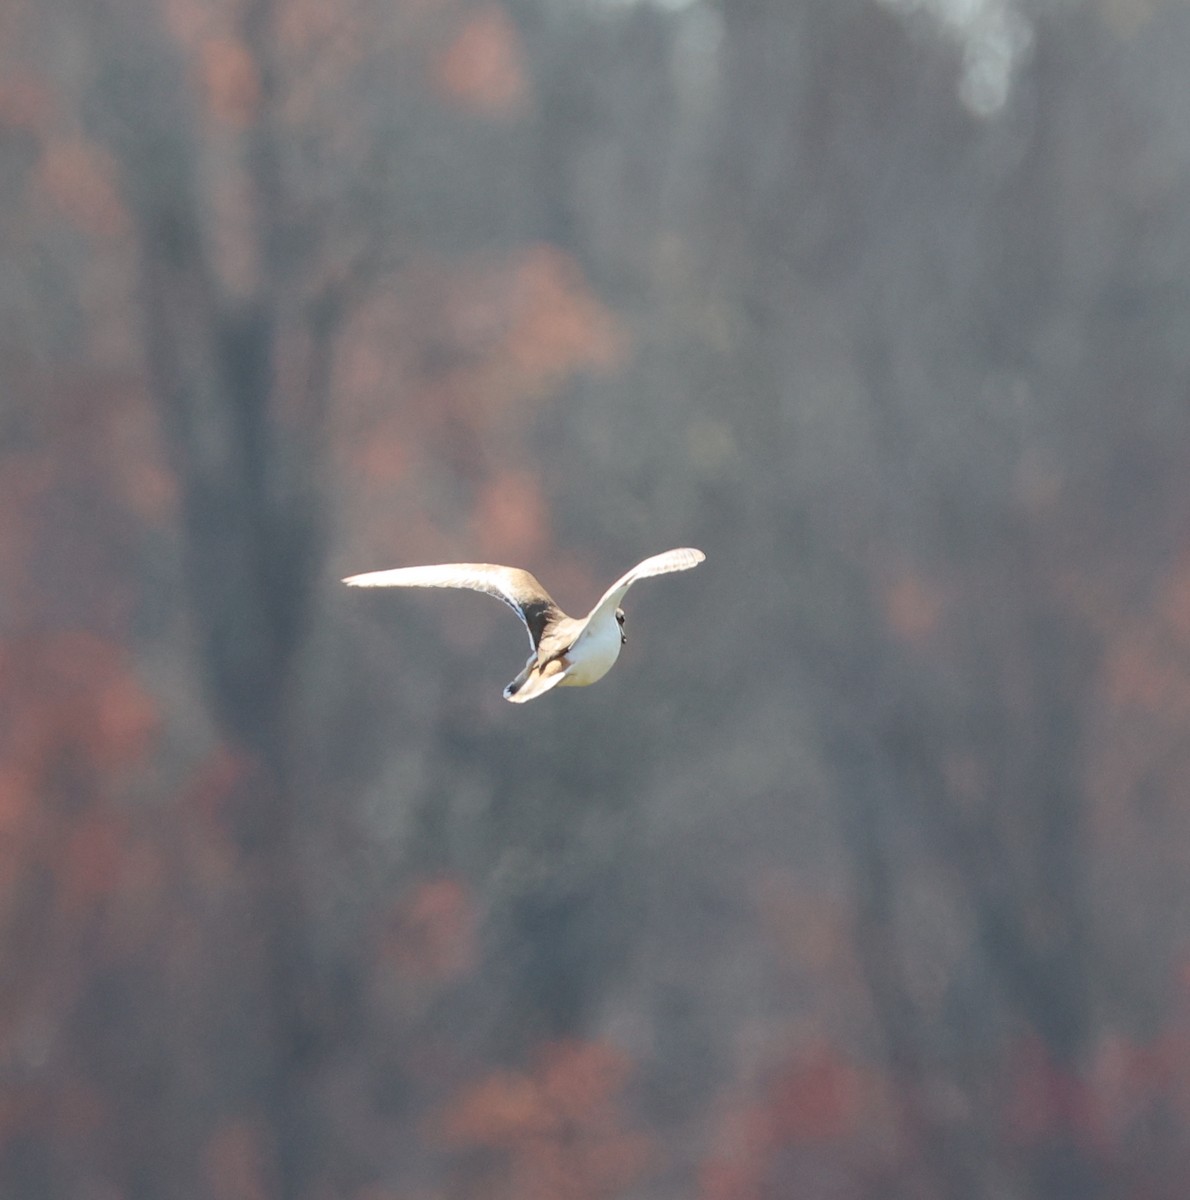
[342,563,559,649]
[582,547,706,627]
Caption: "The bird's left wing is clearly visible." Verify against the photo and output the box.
[342,563,559,649]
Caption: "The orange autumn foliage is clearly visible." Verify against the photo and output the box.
[439,1070,553,1146]
[436,1040,654,1200]
[341,244,624,436]
[473,469,549,562]
[203,1117,273,1200]
[1159,560,1190,643]
[1101,556,1190,728]
[336,244,623,573]
[199,36,263,125]
[35,138,129,239]
[883,569,947,645]
[434,3,529,119]
[0,631,158,780]
[1104,633,1190,716]
[0,75,53,131]
[383,877,477,983]
[766,1042,864,1143]
[59,810,128,917]
[1002,1037,1103,1151]
[698,1041,881,1200]
[0,632,158,924]
[499,245,626,389]
[535,1040,638,1134]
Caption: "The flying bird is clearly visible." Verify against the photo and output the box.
[343,547,705,702]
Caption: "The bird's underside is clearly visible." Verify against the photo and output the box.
[343,547,705,702]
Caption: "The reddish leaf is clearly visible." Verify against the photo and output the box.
[1003,1036,1103,1151]
[0,632,158,775]
[1160,561,1190,644]
[36,138,129,238]
[436,1040,653,1199]
[0,75,53,130]
[535,1039,633,1124]
[766,1042,861,1144]
[383,876,477,983]
[472,470,549,563]
[436,1070,554,1147]
[203,1117,273,1200]
[199,37,262,125]
[434,4,529,119]
[60,811,126,914]
[883,569,946,645]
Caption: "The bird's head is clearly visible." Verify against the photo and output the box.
[615,607,626,645]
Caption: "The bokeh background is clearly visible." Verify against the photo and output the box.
[5,0,1190,1196]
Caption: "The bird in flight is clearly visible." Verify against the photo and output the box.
[343,547,705,702]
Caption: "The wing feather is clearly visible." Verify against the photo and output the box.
[342,563,559,649]
[582,547,705,626]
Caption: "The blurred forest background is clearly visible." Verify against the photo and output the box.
[4,0,1190,1196]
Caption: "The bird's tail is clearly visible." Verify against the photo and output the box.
[503,658,568,703]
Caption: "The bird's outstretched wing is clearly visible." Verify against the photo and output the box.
[342,563,560,649]
[582,547,706,627]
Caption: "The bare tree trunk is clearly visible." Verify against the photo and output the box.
[86,9,332,1193]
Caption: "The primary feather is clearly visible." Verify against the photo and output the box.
[341,563,558,648]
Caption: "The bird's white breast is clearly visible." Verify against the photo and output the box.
[561,612,623,686]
